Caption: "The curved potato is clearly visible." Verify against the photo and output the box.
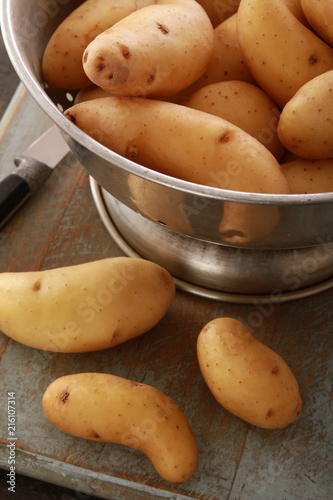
[183,81,284,160]
[237,0,333,108]
[281,158,333,193]
[42,0,155,89]
[0,257,175,352]
[301,0,333,47]
[196,0,240,27]
[65,96,290,195]
[197,318,302,429]
[42,373,198,483]
[277,70,333,159]
[82,0,214,97]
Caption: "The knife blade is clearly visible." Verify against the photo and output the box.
[0,125,70,229]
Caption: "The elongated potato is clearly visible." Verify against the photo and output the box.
[82,0,214,97]
[278,70,333,159]
[281,158,333,193]
[0,257,175,352]
[65,96,290,195]
[183,81,284,160]
[237,0,333,108]
[42,0,156,89]
[301,0,333,47]
[42,373,198,483]
[197,318,302,429]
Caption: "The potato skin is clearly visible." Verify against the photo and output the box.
[237,0,333,108]
[168,15,256,104]
[301,0,333,47]
[196,0,240,27]
[281,158,333,193]
[42,373,198,483]
[0,257,175,352]
[82,0,214,97]
[42,0,155,89]
[65,96,289,195]
[278,70,333,159]
[183,81,284,160]
[197,318,302,429]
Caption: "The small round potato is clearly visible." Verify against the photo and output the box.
[42,373,198,483]
[197,317,302,429]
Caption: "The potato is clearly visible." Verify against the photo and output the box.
[237,0,333,108]
[0,257,175,352]
[196,0,241,27]
[168,15,256,104]
[183,81,284,161]
[42,373,198,483]
[82,0,214,97]
[65,96,290,195]
[74,85,111,105]
[281,158,333,193]
[197,318,302,429]
[301,0,333,47]
[42,0,156,89]
[277,70,333,159]
[281,0,311,26]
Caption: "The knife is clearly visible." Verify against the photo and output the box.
[0,125,70,229]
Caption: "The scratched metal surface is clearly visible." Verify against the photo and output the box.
[0,85,332,500]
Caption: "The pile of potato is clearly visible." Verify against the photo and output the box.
[42,0,333,195]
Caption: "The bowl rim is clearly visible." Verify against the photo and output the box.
[2,0,333,207]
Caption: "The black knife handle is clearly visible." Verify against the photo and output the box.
[0,174,31,229]
[0,156,53,229]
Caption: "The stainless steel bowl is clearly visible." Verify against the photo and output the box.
[2,0,333,302]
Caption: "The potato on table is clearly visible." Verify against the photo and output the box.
[65,96,290,195]
[82,0,214,97]
[0,257,175,352]
[42,373,198,484]
[197,317,302,429]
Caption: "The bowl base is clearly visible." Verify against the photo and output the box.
[90,178,333,304]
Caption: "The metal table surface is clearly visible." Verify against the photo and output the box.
[0,39,332,500]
